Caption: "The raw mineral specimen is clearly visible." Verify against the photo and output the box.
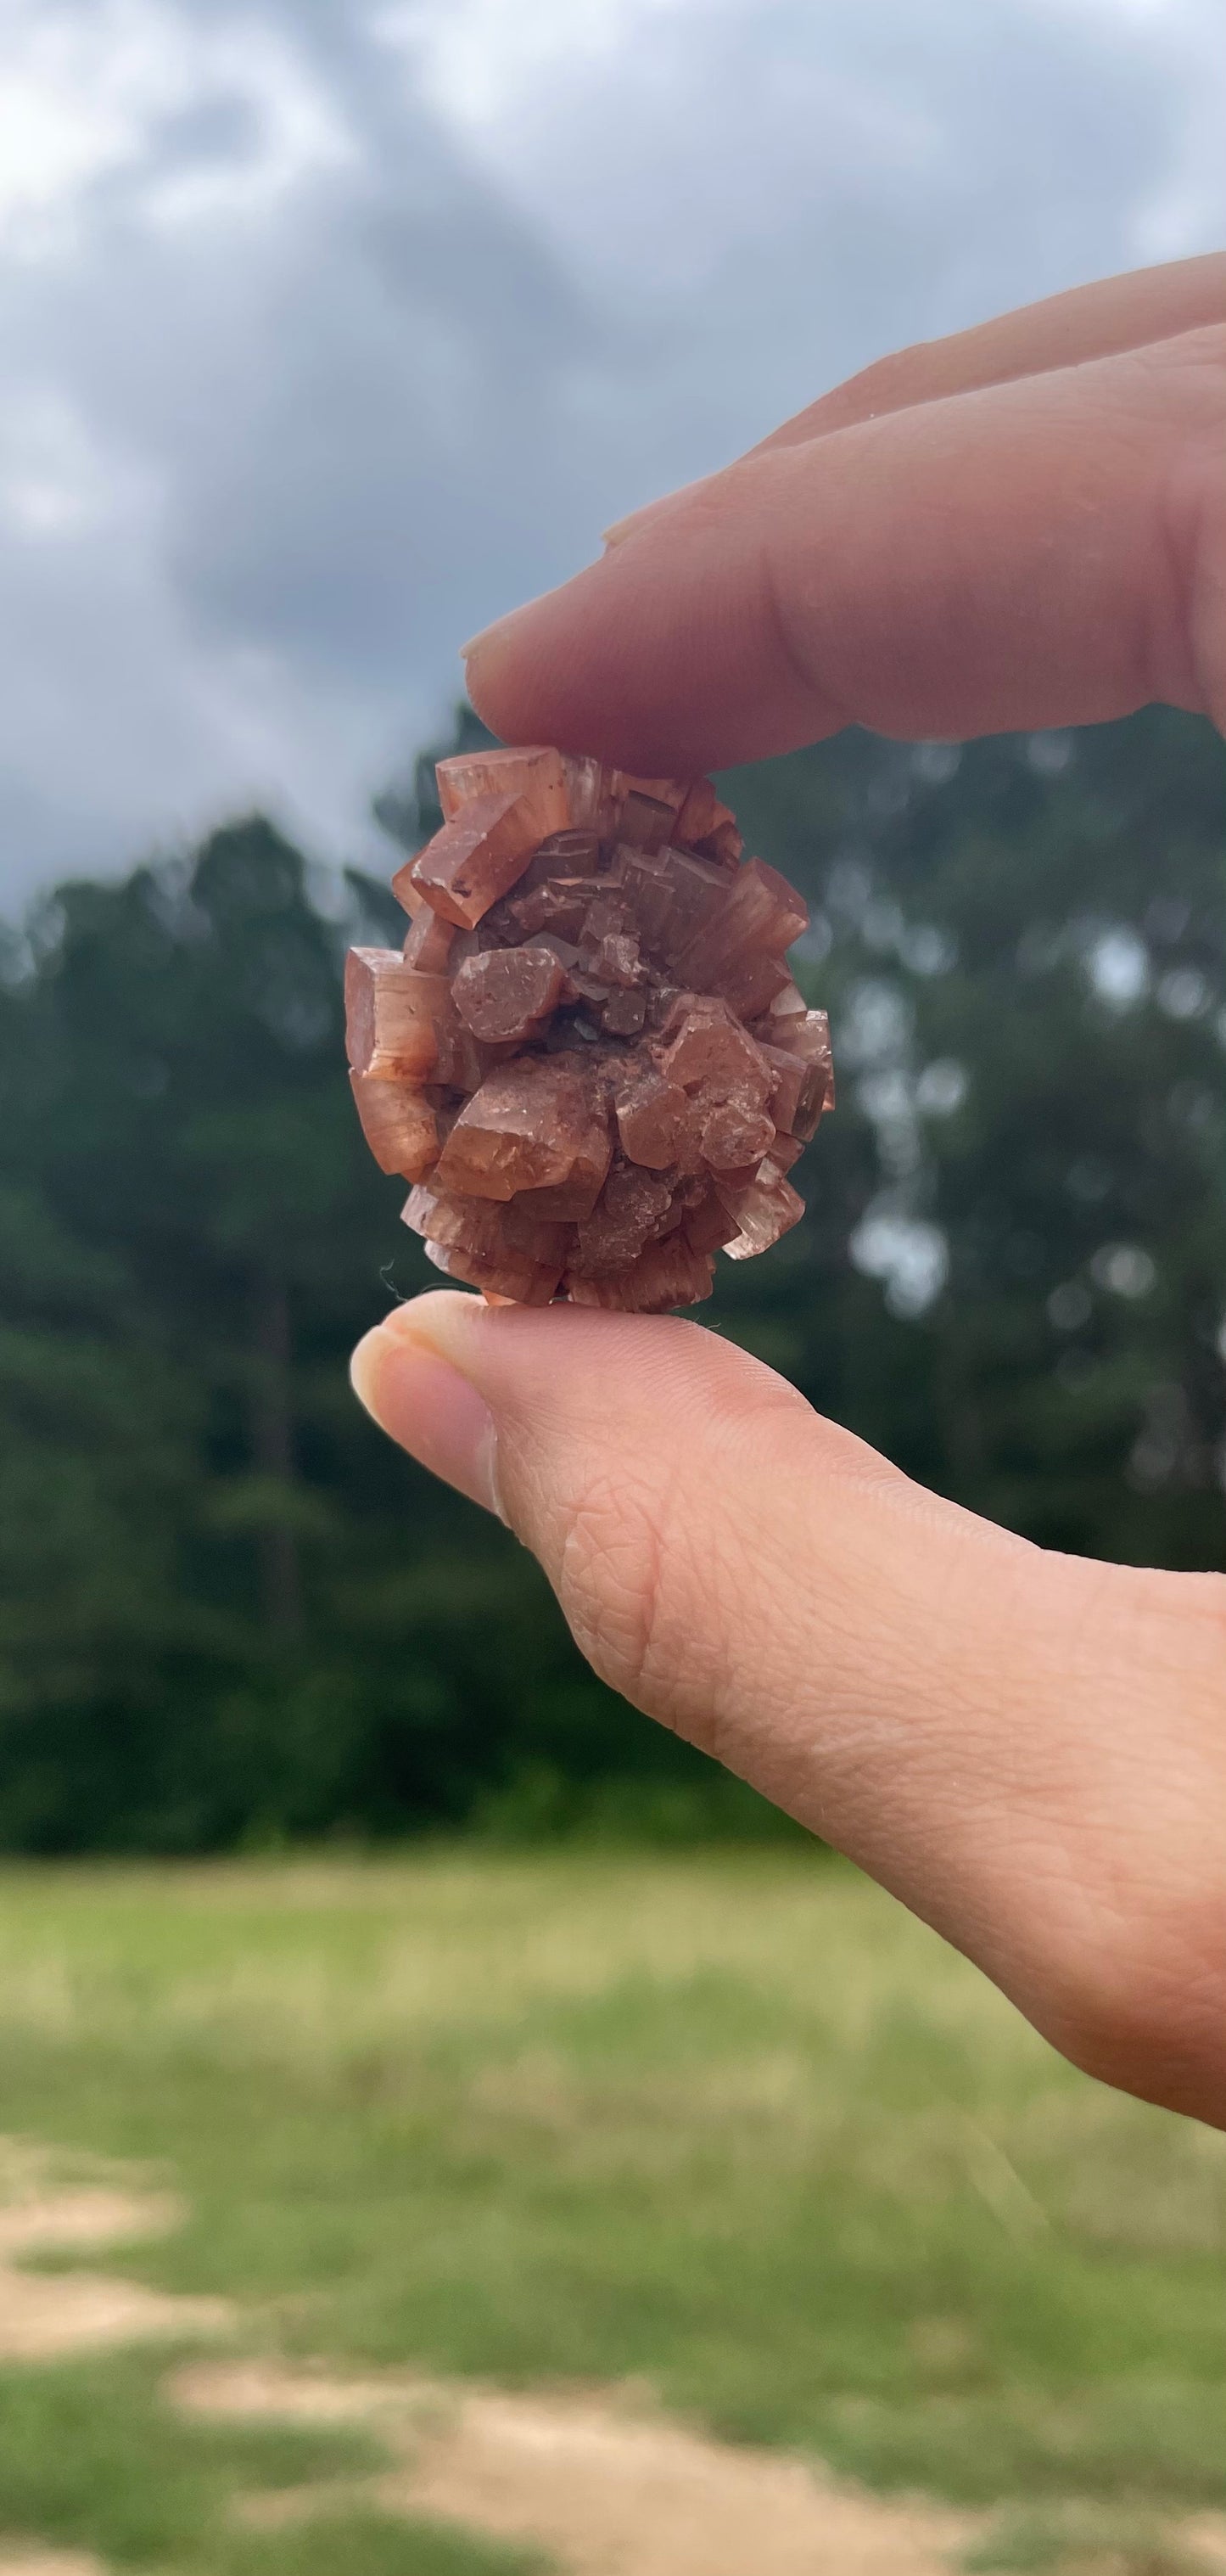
[344,746,832,1310]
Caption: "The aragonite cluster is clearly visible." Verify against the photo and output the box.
[345,745,832,1310]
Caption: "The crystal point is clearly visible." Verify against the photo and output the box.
[401,790,540,929]
[344,950,450,1081]
[436,745,569,836]
[350,1074,439,1179]
[679,856,808,992]
[717,1158,806,1259]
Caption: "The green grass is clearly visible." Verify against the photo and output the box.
[3,1852,1226,2566]
[0,2348,535,2571]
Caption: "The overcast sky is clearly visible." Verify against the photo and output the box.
[0,0,1222,903]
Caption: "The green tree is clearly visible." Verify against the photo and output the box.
[0,706,1222,1852]
[722,707,1226,1565]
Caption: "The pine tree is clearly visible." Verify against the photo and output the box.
[1,706,1222,1849]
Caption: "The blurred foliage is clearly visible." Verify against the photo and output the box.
[0,707,1223,1849]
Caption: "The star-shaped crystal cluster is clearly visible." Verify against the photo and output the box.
[345,746,832,1310]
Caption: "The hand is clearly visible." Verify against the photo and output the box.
[353,256,1226,2128]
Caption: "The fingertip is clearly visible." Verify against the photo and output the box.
[460,586,559,665]
[457,452,830,772]
[350,1297,507,1519]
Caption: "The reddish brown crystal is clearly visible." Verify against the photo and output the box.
[452,946,568,1043]
[516,1099,613,1221]
[566,1234,715,1312]
[699,1099,776,1170]
[673,778,742,863]
[434,1059,605,1203]
[436,744,570,834]
[403,1181,494,1257]
[760,1039,829,1142]
[344,950,450,1081]
[344,748,832,1310]
[613,1065,690,1168]
[655,994,770,1104]
[400,789,540,929]
[682,1187,742,1255]
[402,908,455,974]
[615,844,728,966]
[403,1183,568,1304]
[602,989,647,1037]
[619,792,675,852]
[558,756,625,835]
[510,878,596,940]
[679,856,808,996]
[718,1156,806,1259]
[570,1161,678,1277]
[423,1235,563,1305]
[350,1074,439,1180]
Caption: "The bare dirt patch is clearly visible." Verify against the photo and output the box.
[8,2141,1226,2576]
[174,2358,980,2576]
[0,2554,106,2575]
[0,2150,231,2362]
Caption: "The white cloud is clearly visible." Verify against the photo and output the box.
[395,0,1224,308]
[383,0,688,130]
[0,388,142,535]
[0,0,1221,903]
[0,0,350,250]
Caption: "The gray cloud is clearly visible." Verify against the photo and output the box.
[0,0,1220,904]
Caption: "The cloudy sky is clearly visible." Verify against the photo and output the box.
[0,0,1222,903]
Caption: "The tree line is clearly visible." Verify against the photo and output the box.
[1,703,1223,1849]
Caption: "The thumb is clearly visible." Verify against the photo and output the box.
[350,1293,1021,1796]
[350,1292,1226,2121]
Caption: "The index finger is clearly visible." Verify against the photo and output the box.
[750,250,1226,451]
[463,323,1226,774]
[602,255,1226,550]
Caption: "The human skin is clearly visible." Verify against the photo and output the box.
[352,255,1226,2127]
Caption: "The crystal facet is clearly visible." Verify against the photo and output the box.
[402,908,455,974]
[399,789,540,929]
[344,950,450,1081]
[350,1074,439,1180]
[345,748,832,1307]
[434,1059,604,1203]
[452,946,568,1043]
[436,744,570,837]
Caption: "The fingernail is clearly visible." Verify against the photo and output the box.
[350,1309,506,1521]
[459,617,512,662]
[460,578,568,662]
[601,475,706,550]
[600,502,667,548]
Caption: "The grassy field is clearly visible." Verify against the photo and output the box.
[3,1852,1226,2573]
